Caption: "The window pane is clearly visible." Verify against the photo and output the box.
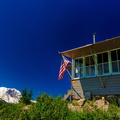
[74,58,84,78]
[119,61,120,72]
[90,66,95,76]
[118,49,120,60]
[74,69,79,78]
[97,54,102,63]
[90,56,95,65]
[79,58,83,67]
[112,61,118,72]
[86,66,95,76]
[75,59,79,68]
[85,57,89,66]
[98,64,103,75]
[80,68,83,77]
[86,66,90,76]
[111,50,117,61]
[103,52,108,62]
[103,63,109,73]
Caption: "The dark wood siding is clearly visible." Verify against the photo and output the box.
[81,74,120,95]
[72,74,120,98]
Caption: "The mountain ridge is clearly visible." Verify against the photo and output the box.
[0,87,21,103]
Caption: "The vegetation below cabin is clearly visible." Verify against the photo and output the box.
[0,89,120,120]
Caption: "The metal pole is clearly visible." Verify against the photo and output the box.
[58,52,82,99]
[89,47,105,88]
[93,33,96,43]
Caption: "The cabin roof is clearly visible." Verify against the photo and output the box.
[61,36,120,58]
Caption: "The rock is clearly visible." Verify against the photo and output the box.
[77,99,85,106]
[68,99,109,112]
[94,99,105,108]
[93,99,109,111]
[84,103,94,111]
[68,103,82,111]
[22,105,31,112]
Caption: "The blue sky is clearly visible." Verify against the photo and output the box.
[0,0,120,99]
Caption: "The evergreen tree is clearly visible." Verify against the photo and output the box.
[19,88,33,105]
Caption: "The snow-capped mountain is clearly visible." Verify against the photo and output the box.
[0,87,21,103]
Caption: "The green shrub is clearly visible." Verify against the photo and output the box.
[0,93,120,120]
[107,97,120,106]
[0,99,6,106]
[27,93,69,120]
[0,103,24,120]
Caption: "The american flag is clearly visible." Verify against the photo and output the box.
[58,55,70,80]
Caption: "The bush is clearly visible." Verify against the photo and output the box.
[0,99,6,106]
[28,93,69,120]
[0,103,24,120]
[107,96,120,106]
[0,93,120,120]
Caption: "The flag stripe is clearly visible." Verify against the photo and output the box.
[58,56,70,80]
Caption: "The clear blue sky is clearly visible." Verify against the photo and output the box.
[0,0,120,99]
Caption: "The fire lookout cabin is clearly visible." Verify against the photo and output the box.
[61,36,120,100]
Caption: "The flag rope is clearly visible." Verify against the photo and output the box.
[58,52,82,99]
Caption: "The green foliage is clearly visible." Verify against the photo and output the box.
[0,103,25,120]
[71,101,79,106]
[107,97,120,106]
[19,88,33,105]
[30,93,69,120]
[0,99,6,106]
[0,93,120,120]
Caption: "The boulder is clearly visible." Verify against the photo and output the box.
[68,103,82,111]
[84,103,94,111]
[77,99,85,106]
[22,105,31,112]
[68,99,109,112]
[93,99,109,111]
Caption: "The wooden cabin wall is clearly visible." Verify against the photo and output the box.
[72,80,85,99]
[72,74,120,99]
[81,74,120,97]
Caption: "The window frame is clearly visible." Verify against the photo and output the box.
[74,57,84,79]
[111,49,120,74]
[97,52,109,76]
[85,55,96,77]
[73,48,120,79]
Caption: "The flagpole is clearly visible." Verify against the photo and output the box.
[58,52,82,99]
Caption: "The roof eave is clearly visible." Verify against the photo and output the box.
[60,36,120,58]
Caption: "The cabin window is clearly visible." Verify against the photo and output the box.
[97,52,109,75]
[73,48,120,79]
[74,58,83,78]
[85,56,95,77]
[111,49,120,73]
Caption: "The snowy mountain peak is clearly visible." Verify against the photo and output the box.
[0,87,21,103]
